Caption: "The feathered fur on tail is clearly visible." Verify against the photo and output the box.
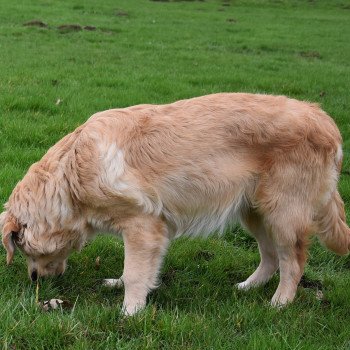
[317,190,350,255]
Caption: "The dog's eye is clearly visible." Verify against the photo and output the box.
[23,224,27,229]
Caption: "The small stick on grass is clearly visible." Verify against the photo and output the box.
[35,281,39,304]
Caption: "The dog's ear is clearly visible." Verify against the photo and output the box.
[2,218,20,265]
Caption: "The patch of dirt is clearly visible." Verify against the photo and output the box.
[23,20,47,28]
[299,275,323,290]
[319,91,326,97]
[58,24,82,33]
[115,10,129,17]
[299,276,332,306]
[84,25,96,31]
[299,50,321,59]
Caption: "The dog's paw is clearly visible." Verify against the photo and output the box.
[121,300,146,317]
[236,281,251,291]
[270,293,291,308]
[102,278,124,289]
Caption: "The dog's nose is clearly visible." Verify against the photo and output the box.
[31,270,38,282]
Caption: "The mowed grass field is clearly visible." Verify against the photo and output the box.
[1,0,350,349]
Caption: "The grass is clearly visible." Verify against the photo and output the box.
[1,0,350,348]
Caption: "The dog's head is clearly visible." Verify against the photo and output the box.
[1,210,82,281]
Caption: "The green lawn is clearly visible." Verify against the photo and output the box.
[1,0,350,349]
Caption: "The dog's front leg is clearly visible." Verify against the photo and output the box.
[120,216,169,316]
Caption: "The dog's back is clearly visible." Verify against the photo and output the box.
[79,93,344,240]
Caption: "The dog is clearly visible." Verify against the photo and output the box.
[1,93,349,315]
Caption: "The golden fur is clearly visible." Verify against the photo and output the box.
[1,93,349,314]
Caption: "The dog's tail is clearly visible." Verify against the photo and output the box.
[316,146,350,255]
[316,190,350,255]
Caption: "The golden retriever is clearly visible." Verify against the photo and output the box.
[1,93,349,315]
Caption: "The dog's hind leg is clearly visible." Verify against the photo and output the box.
[237,211,278,290]
[119,216,169,316]
[270,237,307,307]
[265,204,310,307]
